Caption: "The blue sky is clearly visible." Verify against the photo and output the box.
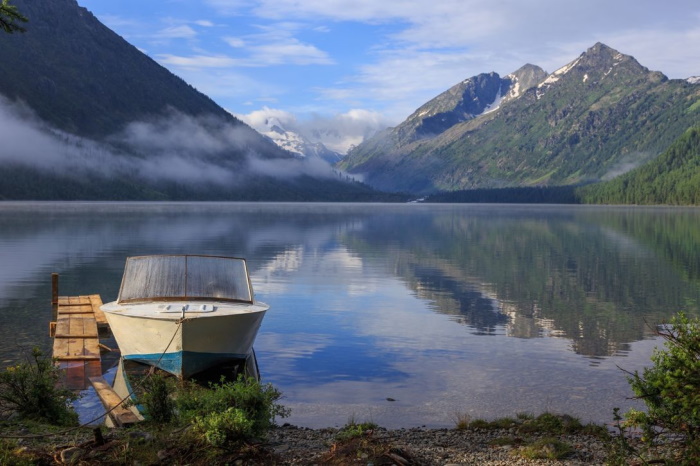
[78,0,700,153]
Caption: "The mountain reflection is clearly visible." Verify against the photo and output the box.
[1,203,700,367]
[340,205,700,358]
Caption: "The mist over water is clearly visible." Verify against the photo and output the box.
[1,202,698,427]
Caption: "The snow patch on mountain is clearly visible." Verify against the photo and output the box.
[240,114,344,164]
[483,85,504,114]
[688,76,700,84]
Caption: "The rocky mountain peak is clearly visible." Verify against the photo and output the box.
[503,64,547,102]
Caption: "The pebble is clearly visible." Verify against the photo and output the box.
[265,425,609,464]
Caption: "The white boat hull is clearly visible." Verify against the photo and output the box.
[103,303,267,378]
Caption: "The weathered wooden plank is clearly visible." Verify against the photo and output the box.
[55,317,71,337]
[54,315,98,338]
[89,376,141,427]
[89,294,108,326]
[59,304,94,314]
[58,296,90,306]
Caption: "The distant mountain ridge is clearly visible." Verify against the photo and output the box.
[339,43,700,194]
[256,117,344,164]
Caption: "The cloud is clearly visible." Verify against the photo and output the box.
[156,25,198,39]
[0,96,337,188]
[157,54,239,68]
[237,106,393,154]
[83,0,700,136]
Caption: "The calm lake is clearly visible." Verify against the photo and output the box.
[1,202,699,428]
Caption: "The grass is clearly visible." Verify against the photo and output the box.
[462,411,606,437]
[459,411,607,462]
[520,437,573,460]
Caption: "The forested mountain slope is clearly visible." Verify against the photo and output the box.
[577,126,700,205]
[340,43,700,194]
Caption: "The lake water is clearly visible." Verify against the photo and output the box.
[1,202,698,428]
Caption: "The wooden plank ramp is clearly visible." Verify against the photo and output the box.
[88,376,141,427]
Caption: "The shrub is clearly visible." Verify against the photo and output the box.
[624,313,700,464]
[0,348,78,425]
[336,419,378,442]
[177,374,289,448]
[519,437,572,460]
[623,312,700,463]
[140,373,175,424]
[193,408,255,448]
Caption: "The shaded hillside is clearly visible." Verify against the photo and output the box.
[340,43,700,194]
[0,0,398,200]
[0,0,244,138]
[577,126,700,204]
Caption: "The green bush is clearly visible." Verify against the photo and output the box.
[176,374,290,448]
[0,348,78,426]
[193,407,255,448]
[140,373,175,424]
[336,419,378,442]
[624,312,700,463]
[519,437,573,460]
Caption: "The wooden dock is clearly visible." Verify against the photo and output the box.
[50,274,109,390]
[49,274,142,427]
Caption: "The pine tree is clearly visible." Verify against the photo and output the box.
[0,0,27,34]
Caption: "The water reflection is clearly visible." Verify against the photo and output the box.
[1,202,699,426]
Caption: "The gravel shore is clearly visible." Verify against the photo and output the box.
[265,424,610,465]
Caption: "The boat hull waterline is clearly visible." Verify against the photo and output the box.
[102,301,268,378]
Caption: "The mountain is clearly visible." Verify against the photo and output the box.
[0,0,395,201]
[577,125,700,204]
[255,117,344,165]
[339,43,700,194]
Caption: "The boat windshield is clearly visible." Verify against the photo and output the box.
[117,255,253,303]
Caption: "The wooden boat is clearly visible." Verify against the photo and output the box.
[101,255,268,378]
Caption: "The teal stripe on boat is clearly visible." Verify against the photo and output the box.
[123,351,249,378]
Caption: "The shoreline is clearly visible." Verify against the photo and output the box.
[2,417,616,465]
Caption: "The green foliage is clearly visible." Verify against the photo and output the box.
[193,407,255,448]
[176,374,290,448]
[0,439,36,466]
[0,0,27,33]
[519,437,573,460]
[0,348,78,426]
[578,126,700,205]
[140,373,175,424]
[335,419,379,442]
[622,312,700,463]
[465,412,603,436]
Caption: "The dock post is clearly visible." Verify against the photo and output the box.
[51,273,59,321]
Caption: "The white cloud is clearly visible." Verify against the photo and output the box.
[156,25,198,39]
[238,106,393,154]
[248,39,333,65]
[82,0,700,139]
[223,36,246,48]
[157,54,239,68]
